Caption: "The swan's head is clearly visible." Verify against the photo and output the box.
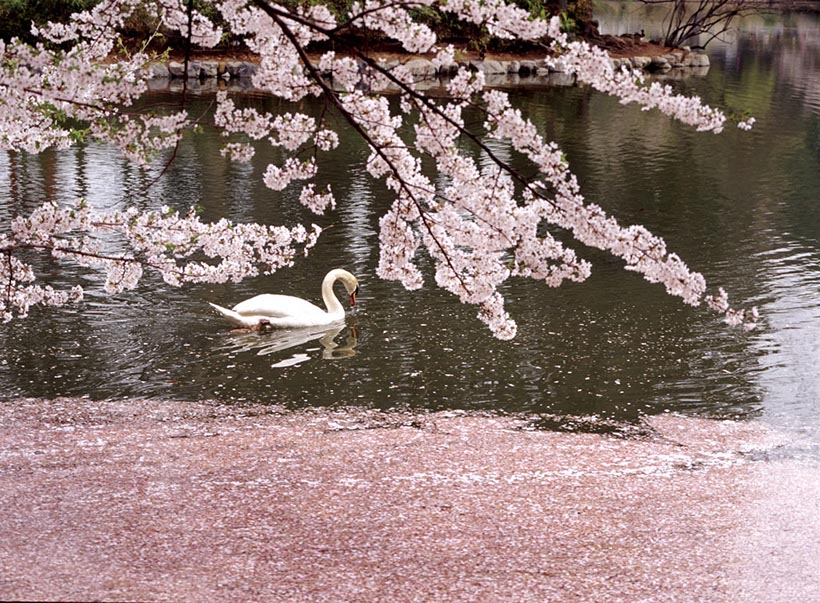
[343,277,360,307]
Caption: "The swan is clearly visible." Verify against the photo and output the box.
[209,268,359,329]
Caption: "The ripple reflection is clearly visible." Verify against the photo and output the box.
[213,323,358,360]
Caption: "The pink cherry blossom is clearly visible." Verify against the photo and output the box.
[0,0,757,336]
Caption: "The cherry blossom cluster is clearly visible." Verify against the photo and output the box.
[1,200,320,321]
[319,52,370,92]
[263,157,317,190]
[737,117,756,131]
[334,74,596,338]
[299,184,336,215]
[544,16,754,133]
[351,53,754,335]
[350,0,437,53]
[218,0,330,100]
[435,0,549,40]
[214,89,339,210]
[481,86,716,304]
[0,0,757,336]
[104,112,190,164]
[215,90,338,151]
[153,0,224,48]
[0,0,227,158]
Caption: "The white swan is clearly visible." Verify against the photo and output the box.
[209,268,359,329]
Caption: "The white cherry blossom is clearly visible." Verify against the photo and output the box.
[0,0,757,335]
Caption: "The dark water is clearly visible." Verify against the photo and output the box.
[1,9,818,442]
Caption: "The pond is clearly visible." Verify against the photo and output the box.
[1,7,818,447]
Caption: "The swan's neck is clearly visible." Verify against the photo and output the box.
[321,270,345,316]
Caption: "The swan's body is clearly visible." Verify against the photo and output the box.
[209,268,359,330]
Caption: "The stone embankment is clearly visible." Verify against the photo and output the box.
[146,49,710,88]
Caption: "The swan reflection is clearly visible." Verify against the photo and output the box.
[215,322,358,360]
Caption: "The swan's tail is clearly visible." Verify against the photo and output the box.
[209,302,253,328]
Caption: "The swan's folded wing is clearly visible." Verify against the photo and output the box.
[231,294,326,320]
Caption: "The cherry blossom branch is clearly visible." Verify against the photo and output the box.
[238,0,755,335]
[253,1,472,296]
[0,201,321,321]
[0,0,758,336]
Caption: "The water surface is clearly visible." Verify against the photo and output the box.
[1,8,817,446]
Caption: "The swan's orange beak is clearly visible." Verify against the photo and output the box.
[349,285,359,307]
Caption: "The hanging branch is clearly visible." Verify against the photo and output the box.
[0,0,758,333]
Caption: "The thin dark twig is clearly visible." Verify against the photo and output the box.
[139,137,181,195]
[182,0,195,107]
[137,96,216,197]
[4,242,188,278]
